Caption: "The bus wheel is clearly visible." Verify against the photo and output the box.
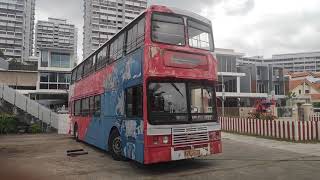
[73,124,79,142]
[109,130,125,161]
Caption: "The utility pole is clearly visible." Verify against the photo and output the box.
[222,84,225,117]
[217,82,226,117]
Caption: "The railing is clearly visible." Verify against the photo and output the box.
[219,117,320,142]
[0,83,60,129]
[8,63,38,71]
[310,113,320,121]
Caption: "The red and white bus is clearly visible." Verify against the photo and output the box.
[69,5,221,164]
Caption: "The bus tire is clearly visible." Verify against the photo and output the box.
[109,130,125,161]
[73,124,79,142]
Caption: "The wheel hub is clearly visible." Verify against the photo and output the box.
[113,137,122,154]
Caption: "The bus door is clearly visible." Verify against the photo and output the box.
[121,85,144,163]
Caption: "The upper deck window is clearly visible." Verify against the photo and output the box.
[188,20,213,51]
[152,13,185,46]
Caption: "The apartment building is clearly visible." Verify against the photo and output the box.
[35,18,77,65]
[238,52,320,72]
[34,18,78,110]
[83,0,147,58]
[0,0,35,61]
[238,63,286,99]
[215,48,271,107]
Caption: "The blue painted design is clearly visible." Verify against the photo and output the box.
[84,48,144,163]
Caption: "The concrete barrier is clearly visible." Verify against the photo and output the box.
[219,117,320,142]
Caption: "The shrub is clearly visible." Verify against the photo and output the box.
[248,112,276,120]
[30,123,42,134]
[0,114,18,134]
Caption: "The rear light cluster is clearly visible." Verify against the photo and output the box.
[149,135,171,145]
[209,131,221,141]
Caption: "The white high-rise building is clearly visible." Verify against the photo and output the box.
[34,18,78,109]
[0,0,35,61]
[35,17,78,67]
[238,52,320,72]
[83,0,147,59]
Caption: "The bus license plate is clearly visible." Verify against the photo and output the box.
[184,149,201,158]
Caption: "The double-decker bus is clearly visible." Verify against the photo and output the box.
[69,5,221,164]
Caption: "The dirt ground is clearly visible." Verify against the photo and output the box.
[1,134,320,180]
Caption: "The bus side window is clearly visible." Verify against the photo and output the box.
[82,98,89,116]
[74,100,81,116]
[117,33,124,60]
[109,40,116,63]
[137,17,145,47]
[94,95,101,116]
[125,86,143,118]
[89,96,95,115]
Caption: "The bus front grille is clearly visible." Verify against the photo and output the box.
[172,126,209,145]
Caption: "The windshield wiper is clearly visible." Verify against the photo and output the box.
[170,83,184,97]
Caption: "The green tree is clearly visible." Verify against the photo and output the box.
[285,91,296,106]
[0,50,5,59]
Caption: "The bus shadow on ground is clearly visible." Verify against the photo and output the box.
[128,159,213,175]
[76,139,214,175]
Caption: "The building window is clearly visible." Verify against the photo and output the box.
[41,50,48,67]
[305,90,310,94]
[50,53,71,68]
[40,72,71,90]
[274,84,281,95]
[299,90,302,94]
[126,86,143,118]
[257,83,266,93]
[257,68,261,76]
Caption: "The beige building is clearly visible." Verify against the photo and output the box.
[288,72,320,103]
[0,70,37,92]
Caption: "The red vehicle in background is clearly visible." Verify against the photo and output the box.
[69,5,221,164]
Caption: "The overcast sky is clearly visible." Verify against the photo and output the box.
[36,0,320,62]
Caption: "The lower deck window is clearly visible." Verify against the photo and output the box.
[126,86,143,118]
[74,100,81,116]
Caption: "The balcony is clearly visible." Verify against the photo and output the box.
[9,63,38,71]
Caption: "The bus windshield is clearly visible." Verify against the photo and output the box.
[151,13,185,45]
[148,81,216,125]
[188,20,214,51]
[151,13,214,51]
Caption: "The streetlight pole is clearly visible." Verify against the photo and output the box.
[217,83,226,117]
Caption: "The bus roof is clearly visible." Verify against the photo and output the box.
[74,5,212,71]
[149,5,212,25]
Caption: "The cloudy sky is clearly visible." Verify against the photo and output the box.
[36,0,320,61]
